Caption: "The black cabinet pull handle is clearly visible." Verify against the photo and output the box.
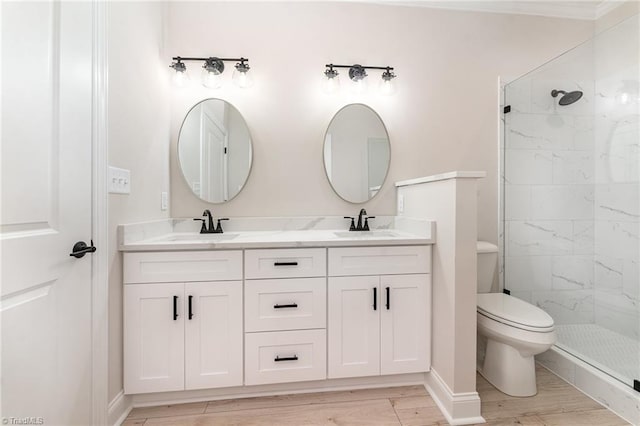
[173,295,178,320]
[274,261,298,266]
[69,240,97,258]
[386,287,390,310]
[274,303,298,309]
[188,295,193,320]
[274,355,298,362]
[373,287,377,311]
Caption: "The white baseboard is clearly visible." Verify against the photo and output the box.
[425,369,485,425]
[108,391,132,426]
[130,373,425,407]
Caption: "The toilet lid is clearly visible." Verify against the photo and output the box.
[477,293,554,331]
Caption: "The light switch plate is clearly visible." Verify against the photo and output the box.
[397,194,404,213]
[109,166,131,194]
[161,192,168,211]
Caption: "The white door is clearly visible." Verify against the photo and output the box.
[185,281,243,390]
[200,108,227,202]
[380,274,431,375]
[124,283,185,394]
[1,2,95,424]
[328,276,380,378]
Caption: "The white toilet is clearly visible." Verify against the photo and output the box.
[476,241,556,397]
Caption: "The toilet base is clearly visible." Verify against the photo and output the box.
[480,339,537,397]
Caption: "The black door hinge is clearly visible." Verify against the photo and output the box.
[503,105,511,114]
[503,288,511,295]
[634,379,640,393]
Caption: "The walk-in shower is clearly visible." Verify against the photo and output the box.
[501,14,639,422]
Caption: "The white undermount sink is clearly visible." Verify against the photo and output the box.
[333,230,401,238]
[159,233,239,242]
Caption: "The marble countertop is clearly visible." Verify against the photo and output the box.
[119,216,435,252]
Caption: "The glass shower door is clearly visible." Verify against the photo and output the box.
[502,14,639,390]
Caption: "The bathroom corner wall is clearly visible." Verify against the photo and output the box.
[107,1,170,405]
[397,174,484,424]
[166,1,593,246]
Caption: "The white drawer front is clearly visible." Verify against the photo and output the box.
[124,251,242,284]
[245,278,326,332]
[245,248,326,279]
[328,246,431,276]
[245,329,326,385]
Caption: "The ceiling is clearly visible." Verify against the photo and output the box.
[346,0,625,20]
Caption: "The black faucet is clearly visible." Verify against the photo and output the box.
[203,209,215,232]
[194,210,229,234]
[344,209,376,231]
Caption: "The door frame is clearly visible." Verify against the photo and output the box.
[91,1,109,424]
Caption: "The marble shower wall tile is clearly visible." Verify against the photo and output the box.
[531,290,595,324]
[552,255,594,291]
[622,259,639,302]
[504,150,553,184]
[530,185,594,220]
[505,113,575,150]
[594,255,624,293]
[594,290,639,340]
[594,220,640,260]
[595,183,640,221]
[504,256,552,292]
[507,221,574,256]
[572,221,595,254]
[552,151,595,184]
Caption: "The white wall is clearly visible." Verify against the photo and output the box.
[167,2,593,244]
[107,1,170,403]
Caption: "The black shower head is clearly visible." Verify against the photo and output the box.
[551,89,583,106]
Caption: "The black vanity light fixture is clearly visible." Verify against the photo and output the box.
[170,56,253,89]
[322,63,397,95]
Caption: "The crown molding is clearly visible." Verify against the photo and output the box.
[330,0,626,21]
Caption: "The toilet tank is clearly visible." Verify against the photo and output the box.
[477,241,499,293]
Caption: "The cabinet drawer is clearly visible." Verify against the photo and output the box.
[124,251,242,284]
[328,246,431,276]
[245,248,326,279]
[245,329,326,385]
[245,278,326,332]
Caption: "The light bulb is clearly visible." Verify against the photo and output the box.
[233,60,253,88]
[172,69,189,88]
[379,68,397,96]
[201,58,224,89]
[202,69,223,89]
[351,78,367,94]
[322,67,340,94]
[170,60,189,88]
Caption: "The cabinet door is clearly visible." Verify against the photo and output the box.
[380,274,430,375]
[124,283,185,394]
[328,276,380,378]
[185,281,243,390]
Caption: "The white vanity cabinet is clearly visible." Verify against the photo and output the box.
[327,246,431,379]
[121,242,432,397]
[123,251,243,394]
[243,248,327,386]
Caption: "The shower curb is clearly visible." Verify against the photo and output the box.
[537,347,640,425]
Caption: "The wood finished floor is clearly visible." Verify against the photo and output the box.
[124,365,629,425]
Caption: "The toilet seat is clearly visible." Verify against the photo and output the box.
[477,293,554,333]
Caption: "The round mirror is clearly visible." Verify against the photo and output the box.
[178,98,253,203]
[323,104,390,203]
